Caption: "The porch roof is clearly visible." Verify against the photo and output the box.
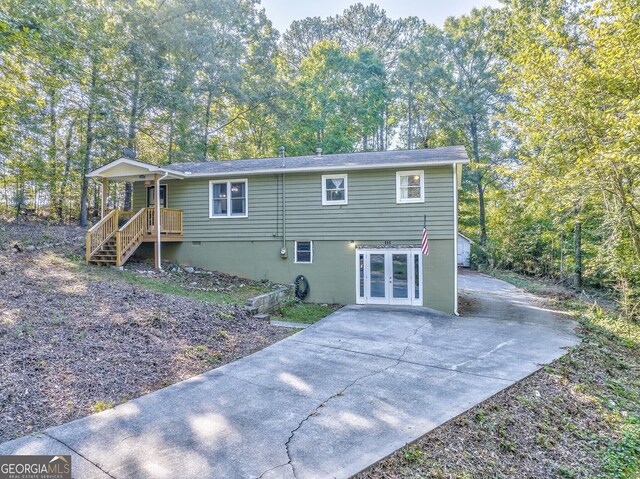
[86,158,185,182]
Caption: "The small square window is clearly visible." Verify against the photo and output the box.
[295,241,313,263]
[396,170,424,204]
[322,174,348,205]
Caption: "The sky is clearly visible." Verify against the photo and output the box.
[260,0,502,33]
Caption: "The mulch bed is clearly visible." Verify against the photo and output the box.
[0,221,289,443]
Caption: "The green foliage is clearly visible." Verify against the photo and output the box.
[602,419,640,479]
[273,300,338,325]
[91,400,115,413]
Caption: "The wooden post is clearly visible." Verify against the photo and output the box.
[154,174,161,271]
[101,178,108,218]
[115,231,122,267]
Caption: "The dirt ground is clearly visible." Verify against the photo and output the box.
[0,220,290,443]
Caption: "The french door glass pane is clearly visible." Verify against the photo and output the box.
[359,254,365,298]
[370,254,385,298]
[392,254,408,299]
[414,254,420,299]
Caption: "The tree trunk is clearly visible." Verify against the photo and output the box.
[469,119,487,244]
[79,62,97,227]
[47,88,59,220]
[203,89,213,161]
[407,80,413,150]
[168,111,175,163]
[573,220,582,289]
[124,69,140,211]
[58,120,75,222]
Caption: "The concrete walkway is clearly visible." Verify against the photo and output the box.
[0,271,578,479]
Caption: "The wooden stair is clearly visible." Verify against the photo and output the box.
[86,207,182,268]
[90,237,117,266]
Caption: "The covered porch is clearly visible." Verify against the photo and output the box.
[85,158,185,270]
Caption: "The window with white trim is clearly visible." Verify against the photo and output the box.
[321,174,348,205]
[396,170,424,203]
[209,179,248,218]
[295,241,313,263]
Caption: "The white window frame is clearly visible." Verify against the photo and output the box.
[209,179,248,218]
[321,174,348,206]
[396,170,424,204]
[294,240,313,264]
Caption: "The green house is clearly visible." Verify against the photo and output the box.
[86,146,469,314]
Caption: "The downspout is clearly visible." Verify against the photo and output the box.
[280,146,287,258]
[452,163,459,316]
[157,170,170,270]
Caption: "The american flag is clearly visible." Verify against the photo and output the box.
[422,215,429,255]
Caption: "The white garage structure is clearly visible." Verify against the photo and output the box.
[457,233,474,267]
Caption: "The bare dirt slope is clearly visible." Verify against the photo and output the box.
[0,220,289,443]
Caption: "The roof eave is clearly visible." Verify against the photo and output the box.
[165,158,470,178]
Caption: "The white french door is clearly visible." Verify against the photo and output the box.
[356,249,423,306]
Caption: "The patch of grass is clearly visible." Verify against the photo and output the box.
[69,258,270,305]
[601,419,640,478]
[488,269,551,295]
[273,300,340,324]
[119,272,267,304]
[91,401,116,413]
[183,345,223,364]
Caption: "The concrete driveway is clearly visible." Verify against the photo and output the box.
[0,270,578,479]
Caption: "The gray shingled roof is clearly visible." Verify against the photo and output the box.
[164,146,469,177]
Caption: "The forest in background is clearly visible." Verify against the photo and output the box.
[1,0,639,317]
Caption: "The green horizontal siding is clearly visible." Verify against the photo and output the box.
[132,166,455,242]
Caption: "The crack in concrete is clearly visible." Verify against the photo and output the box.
[280,318,433,478]
[254,461,293,479]
[43,432,117,479]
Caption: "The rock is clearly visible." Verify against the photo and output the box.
[254,313,271,321]
[25,245,36,252]
[184,267,195,273]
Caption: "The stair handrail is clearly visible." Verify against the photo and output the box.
[85,209,119,263]
[116,207,147,267]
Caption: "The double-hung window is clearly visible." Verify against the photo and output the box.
[295,241,313,263]
[210,179,248,218]
[396,170,424,203]
[321,174,348,205]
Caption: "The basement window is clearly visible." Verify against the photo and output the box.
[295,241,313,264]
[210,179,248,218]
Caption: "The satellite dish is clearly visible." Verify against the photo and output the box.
[122,147,136,159]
